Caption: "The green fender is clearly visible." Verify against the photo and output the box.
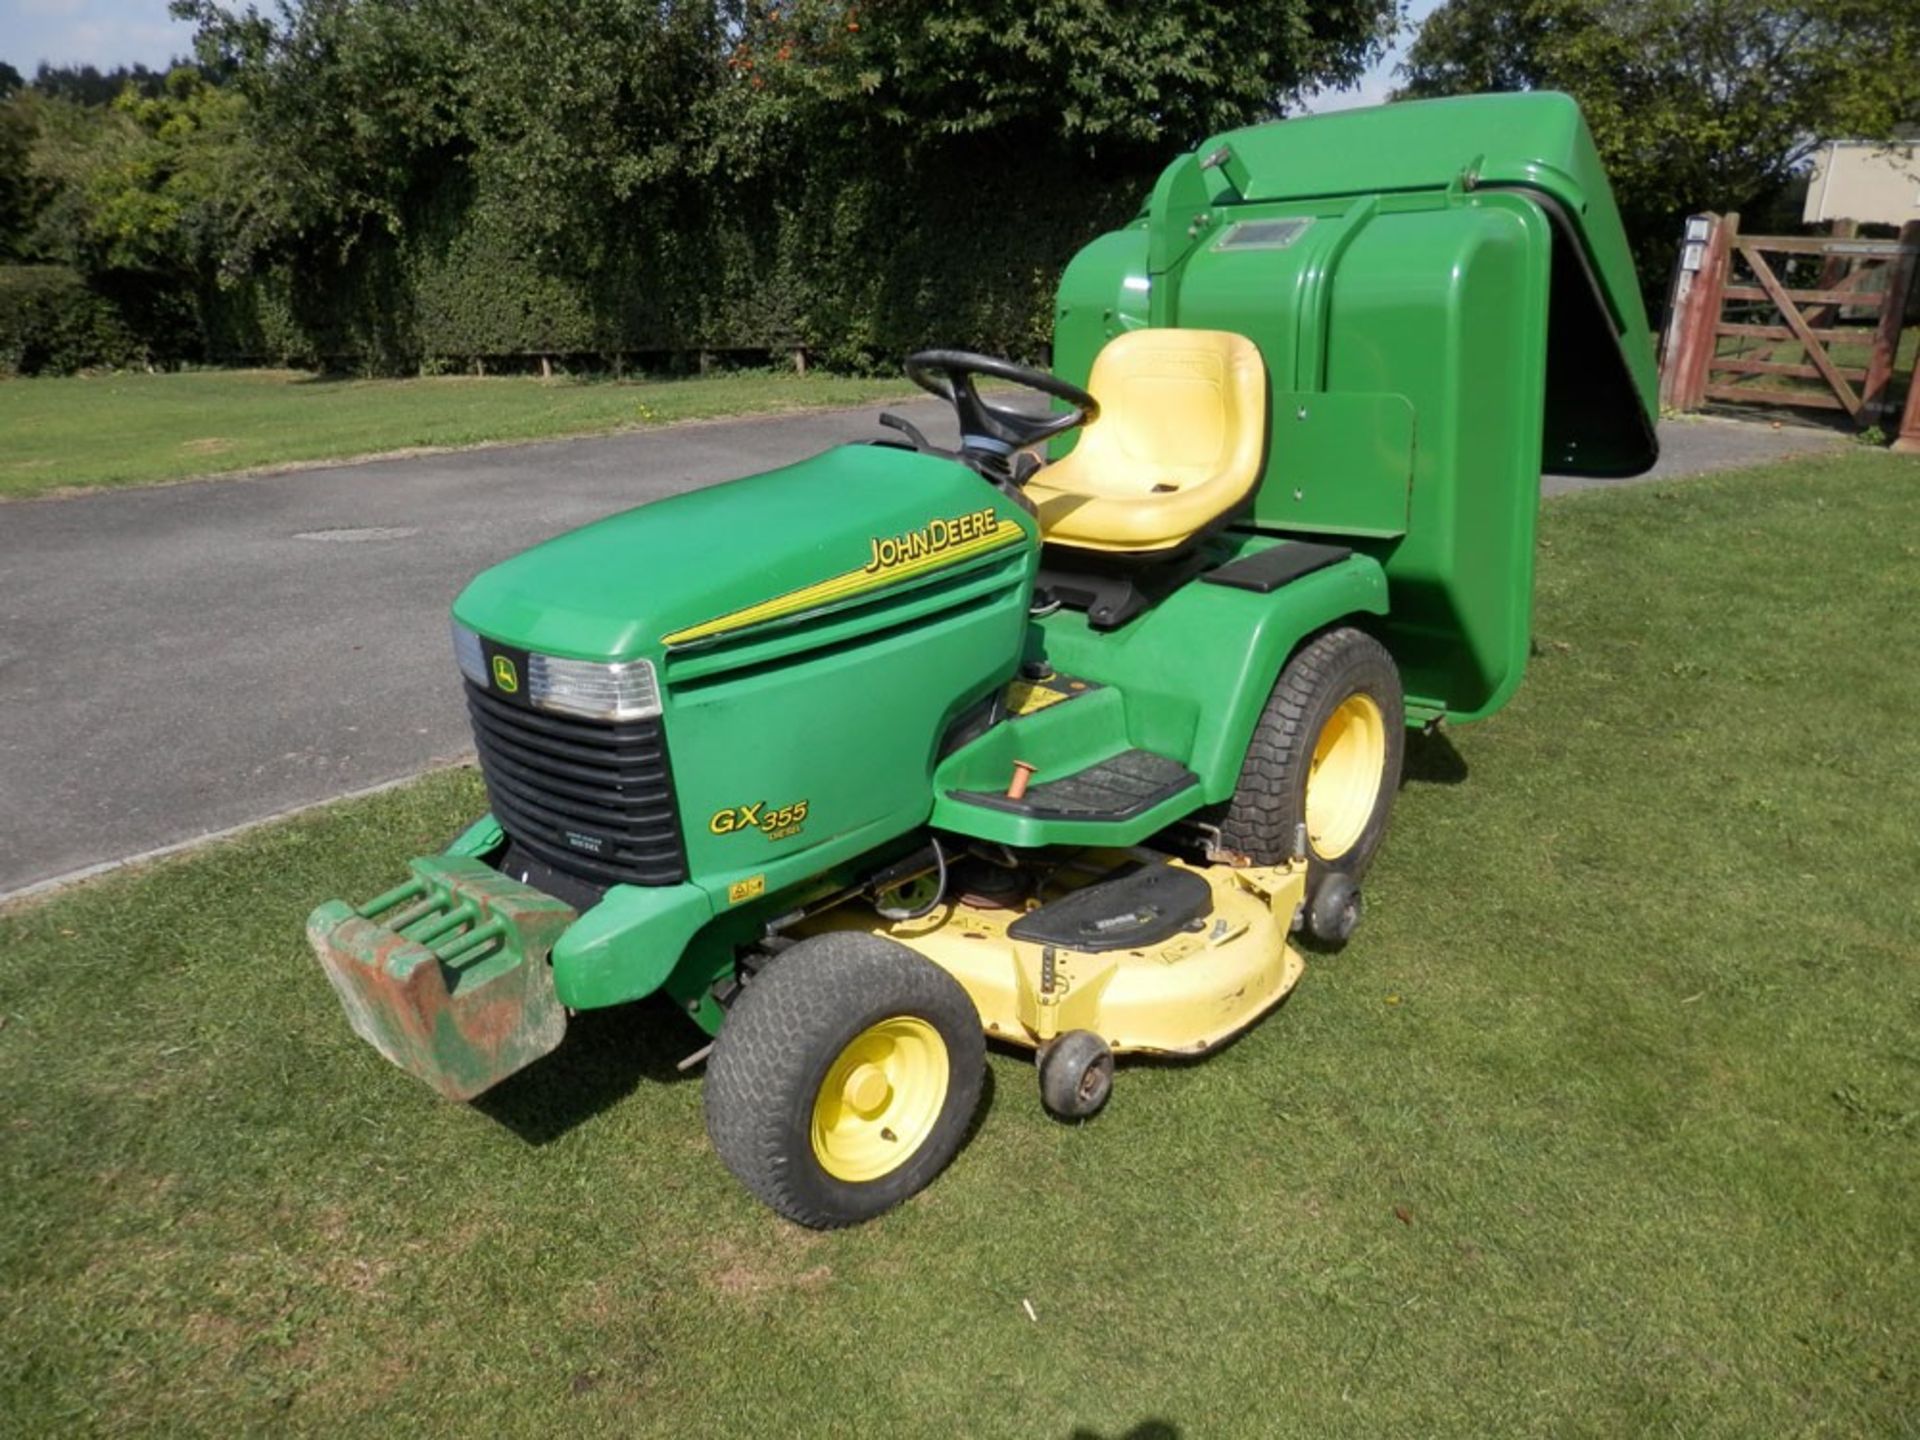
[1030,545,1392,803]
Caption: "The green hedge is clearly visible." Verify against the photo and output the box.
[200,142,1145,372]
[0,265,142,376]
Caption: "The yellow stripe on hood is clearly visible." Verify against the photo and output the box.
[661,517,1027,648]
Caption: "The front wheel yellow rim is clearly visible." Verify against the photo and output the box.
[1305,693,1387,860]
[810,1016,950,1183]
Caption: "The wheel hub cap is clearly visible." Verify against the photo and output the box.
[1305,693,1387,860]
[810,1016,950,1182]
[843,1062,892,1116]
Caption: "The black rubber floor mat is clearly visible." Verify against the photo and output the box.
[951,748,1197,821]
[1009,863,1213,953]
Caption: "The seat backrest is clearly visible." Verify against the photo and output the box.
[1069,329,1265,497]
[1026,328,1267,555]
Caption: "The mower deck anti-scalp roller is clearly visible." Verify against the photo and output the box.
[306,92,1659,1227]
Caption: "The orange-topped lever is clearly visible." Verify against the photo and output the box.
[1006,760,1037,800]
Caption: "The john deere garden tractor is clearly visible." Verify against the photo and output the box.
[309,93,1658,1227]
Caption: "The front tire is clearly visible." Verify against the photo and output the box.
[704,932,986,1228]
[1218,626,1405,887]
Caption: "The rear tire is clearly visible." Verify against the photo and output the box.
[704,932,985,1228]
[1217,626,1404,887]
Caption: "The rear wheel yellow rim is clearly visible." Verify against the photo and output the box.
[810,1016,950,1183]
[1305,693,1386,860]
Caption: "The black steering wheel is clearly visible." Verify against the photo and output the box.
[904,350,1098,455]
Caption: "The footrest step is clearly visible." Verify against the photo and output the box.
[949,748,1197,822]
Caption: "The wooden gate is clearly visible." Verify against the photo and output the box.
[1660,214,1920,426]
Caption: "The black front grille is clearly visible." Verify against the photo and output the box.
[464,682,688,887]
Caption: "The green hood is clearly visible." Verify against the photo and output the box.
[453,444,1034,662]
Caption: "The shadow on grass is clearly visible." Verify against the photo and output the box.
[1070,1423,1181,1440]
[961,1062,999,1153]
[475,998,697,1145]
[1403,726,1469,787]
[288,368,369,385]
[483,998,1005,1175]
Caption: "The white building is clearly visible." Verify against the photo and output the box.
[1802,139,1920,227]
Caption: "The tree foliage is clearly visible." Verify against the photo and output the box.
[27,63,174,107]
[728,0,1393,164]
[0,263,141,375]
[22,71,283,279]
[0,0,1397,371]
[0,93,35,261]
[1399,0,1920,287]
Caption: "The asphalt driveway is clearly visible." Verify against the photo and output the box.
[0,407,1844,898]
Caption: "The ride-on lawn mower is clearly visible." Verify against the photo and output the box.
[309,93,1658,1227]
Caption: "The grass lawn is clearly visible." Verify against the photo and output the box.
[0,368,918,501]
[3,451,1917,1436]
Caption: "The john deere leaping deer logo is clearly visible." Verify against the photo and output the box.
[491,654,519,694]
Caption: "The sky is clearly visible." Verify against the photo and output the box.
[1301,0,1443,114]
[1,0,1438,100]
[2,0,197,73]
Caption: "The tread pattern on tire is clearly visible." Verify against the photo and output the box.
[1218,625,1405,877]
[704,931,985,1228]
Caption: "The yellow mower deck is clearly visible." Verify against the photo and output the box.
[798,853,1308,1056]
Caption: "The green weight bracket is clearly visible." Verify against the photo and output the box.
[307,856,577,1101]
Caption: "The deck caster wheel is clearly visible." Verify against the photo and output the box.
[1307,873,1362,946]
[1038,1030,1113,1121]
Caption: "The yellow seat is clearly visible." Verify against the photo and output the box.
[1025,328,1268,554]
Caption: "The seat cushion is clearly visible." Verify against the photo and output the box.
[1026,329,1268,554]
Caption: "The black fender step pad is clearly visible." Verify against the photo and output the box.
[1201,540,1353,594]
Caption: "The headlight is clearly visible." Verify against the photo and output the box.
[453,622,662,721]
[527,652,662,721]
[452,620,488,687]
